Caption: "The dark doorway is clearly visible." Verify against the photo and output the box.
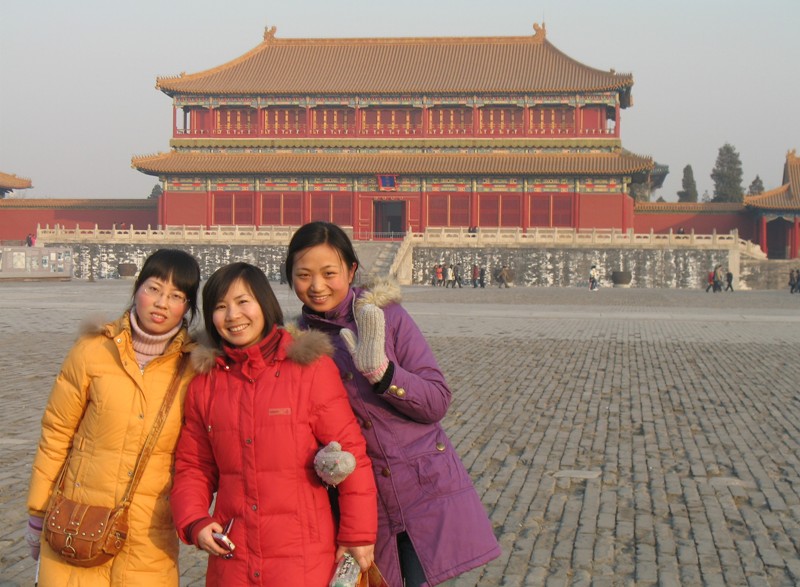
[374,201,405,239]
[766,218,791,259]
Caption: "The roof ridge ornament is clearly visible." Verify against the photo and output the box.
[532,22,546,42]
[264,25,277,42]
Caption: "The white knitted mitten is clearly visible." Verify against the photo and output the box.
[314,441,356,486]
[340,303,389,384]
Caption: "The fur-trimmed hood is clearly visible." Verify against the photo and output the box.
[354,276,402,309]
[190,324,334,375]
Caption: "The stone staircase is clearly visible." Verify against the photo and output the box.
[353,241,401,280]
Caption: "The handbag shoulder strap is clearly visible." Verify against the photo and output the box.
[120,352,189,507]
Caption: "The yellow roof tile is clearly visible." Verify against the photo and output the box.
[0,171,32,190]
[132,151,652,176]
[156,24,633,98]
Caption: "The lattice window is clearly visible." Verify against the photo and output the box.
[479,194,499,227]
[213,194,233,225]
[530,195,550,226]
[233,194,254,225]
[428,194,449,226]
[332,194,351,225]
[261,194,281,224]
[500,194,521,227]
[552,195,573,227]
[449,194,470,226]
[282,193,302,225]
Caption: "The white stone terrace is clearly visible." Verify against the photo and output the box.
[36,224,766,259]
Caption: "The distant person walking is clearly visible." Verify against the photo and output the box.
[790,269,798,294]
[479,266,486,288]
[725,269,734,292]
[497,266,511,288]
[471,264,479,288]
[705,270,715,293]
[589,265,599,291]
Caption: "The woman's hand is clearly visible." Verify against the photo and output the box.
[196,522,232,558]
[340,303,389,383]
[336,543,375,572]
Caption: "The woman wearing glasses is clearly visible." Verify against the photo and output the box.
[26,248,201,586]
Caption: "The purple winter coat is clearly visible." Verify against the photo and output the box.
[299,278,500,586]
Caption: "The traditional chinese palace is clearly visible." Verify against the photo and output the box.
[3,26,800,260]
[131,24,654,238]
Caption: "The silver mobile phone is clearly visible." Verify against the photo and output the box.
[211,518,235,557]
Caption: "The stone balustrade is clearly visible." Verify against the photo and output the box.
[37,223,760,254]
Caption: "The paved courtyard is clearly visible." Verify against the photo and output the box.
[1,280,799,586]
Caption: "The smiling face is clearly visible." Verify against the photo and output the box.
[291,243,357,313]
[133,277,189,335]
[212,278,266,348]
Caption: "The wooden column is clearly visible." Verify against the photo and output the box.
[760,216,768,256]
[793,216,800,259]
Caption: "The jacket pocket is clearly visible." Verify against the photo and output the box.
[411,444,473,498]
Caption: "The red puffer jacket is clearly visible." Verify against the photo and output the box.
[171,326,377,586]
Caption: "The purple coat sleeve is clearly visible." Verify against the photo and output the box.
[378,302,451,423]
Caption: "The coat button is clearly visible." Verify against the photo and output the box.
[388,385,398,393]
[344,372,354,381]
[394,387,406,397]
[363,420,373,430]
[251,504,258,511]
[245,438,252,444]
[248,378,254,383]
[381,468,391,477]
[436,442,446,451]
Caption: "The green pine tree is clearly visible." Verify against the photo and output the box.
[747,175,764,195]
[710,143,744,202]
[677,165,698,202]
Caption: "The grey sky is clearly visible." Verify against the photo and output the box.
[2,0,797,202]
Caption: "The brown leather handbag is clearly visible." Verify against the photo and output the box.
[44,354,188,567]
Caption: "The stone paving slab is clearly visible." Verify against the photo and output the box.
[1,281,799,586]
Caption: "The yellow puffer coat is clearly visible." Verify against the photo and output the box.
[27,312,196,587]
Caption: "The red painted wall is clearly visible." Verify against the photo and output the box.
[578,194,628,229]
[163,192,207,226]
[0,203,157,243]
[634,211,754,240]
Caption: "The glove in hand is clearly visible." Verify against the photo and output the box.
[26,515,43,561]
[340,303,389,384]
[314,441,356,487]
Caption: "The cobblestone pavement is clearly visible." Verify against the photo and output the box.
[1,281,799,586]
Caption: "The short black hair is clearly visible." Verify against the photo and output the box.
[133,249,200,322]
[202,262,284,348]
[284,222,359,287]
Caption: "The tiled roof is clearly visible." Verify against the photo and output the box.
[132,151,652,176]
[156,24,633,98]
[0,172,32,190]
[635,202,745,213]
[0,199,156,209]
[745,185,800,211]
[745,149,800,210]
[784,149,800,198]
